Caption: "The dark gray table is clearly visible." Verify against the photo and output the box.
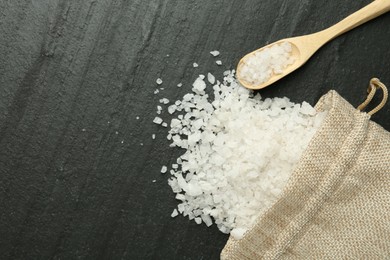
[0,1,389,259]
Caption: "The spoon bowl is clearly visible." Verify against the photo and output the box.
[238,39,301,90]
[237,0,390,90]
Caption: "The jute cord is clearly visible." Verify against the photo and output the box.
[357,78,388,115]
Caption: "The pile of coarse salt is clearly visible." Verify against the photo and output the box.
[239,41,295,86]
[155,70,327,240]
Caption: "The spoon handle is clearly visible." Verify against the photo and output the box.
[320,0,390,42]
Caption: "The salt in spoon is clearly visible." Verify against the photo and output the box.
[237,0,390,90]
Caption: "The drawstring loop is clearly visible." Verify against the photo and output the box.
[357,78,388,115]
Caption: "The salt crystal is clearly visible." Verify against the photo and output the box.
[193,62,198,67]
[156,78,163,85]
[161,165,167,173]
[153,117,163,124]
[210,50,220,57]
[171,209,179,218]
[152,134,156,139]
[300,101,316,116]
[159,98,170,104]
[175,194,186,201]
[207,72,215,84]
[177,83,182,87]
[201,214,213,227]
[168,105,177,114]
[216,60,222,65]
[192,77,206,94]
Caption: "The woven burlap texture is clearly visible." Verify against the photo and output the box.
[221,90,390,259]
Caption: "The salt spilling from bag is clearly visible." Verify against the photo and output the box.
[158,69,326,240]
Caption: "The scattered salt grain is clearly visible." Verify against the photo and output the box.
[136,116,140,120]
[177,83,182,88]
[171,209,179,217]
[162,122,168,127]
[193,62,199,67]
[207,72,215,84]
[216,60,222,65]
[161,165,168,173]
[154,89,159,94]
[153,117,163,124]
[152,179,156,183]
[159,98,169,104]
[156,78,163,85]
[152,134,156,139]
[157,105,162,115]
[210,50,220,57]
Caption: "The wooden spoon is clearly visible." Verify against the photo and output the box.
[237,0,390,90]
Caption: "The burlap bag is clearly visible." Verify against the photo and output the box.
[221,79,390,259]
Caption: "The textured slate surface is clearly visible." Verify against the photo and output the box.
[0,0,389,259]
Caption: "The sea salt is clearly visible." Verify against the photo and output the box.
[156,78,163,85]
[157,105,162,115]
[159,98,169,104]
[153,117,163,124]
[161,70,326,236]
[210,50,220,57]
[161,165,168,173]
[239,41,296,86]
[171,209,179,217]
[207,73,215,84]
